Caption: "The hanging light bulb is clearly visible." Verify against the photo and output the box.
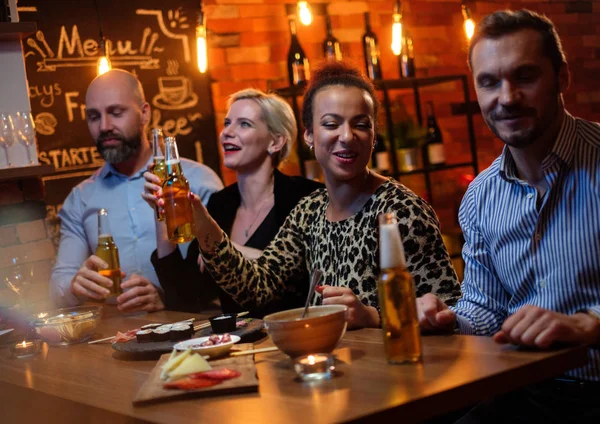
[391,0,403,56]
[196,9,208,73]
[297,1,313,26]
[97,36,112,76]
[462,3,475,41]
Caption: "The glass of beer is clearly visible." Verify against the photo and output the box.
[377,212,422,364]
[151,127,167,221]
[95,208,122,297]
[162,137,195,243]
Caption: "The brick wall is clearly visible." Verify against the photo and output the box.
[0,178,56,313]
[204,0,600,196]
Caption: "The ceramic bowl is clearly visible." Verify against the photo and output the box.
[263,305,348,358]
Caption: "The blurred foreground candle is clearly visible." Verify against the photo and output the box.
[10,340,42,358]
[294,353,334,381]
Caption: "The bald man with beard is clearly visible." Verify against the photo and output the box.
[50,70,223,312]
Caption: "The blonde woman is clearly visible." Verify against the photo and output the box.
[144,89,322,315]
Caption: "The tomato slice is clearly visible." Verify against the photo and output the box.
[163,377,221,390]
[189,368,241,381]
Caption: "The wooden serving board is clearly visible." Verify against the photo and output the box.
[133,343,259,406]
[112,319,264,354]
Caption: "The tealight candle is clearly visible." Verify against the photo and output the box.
[10,340,42,359]
[293,353,334,381]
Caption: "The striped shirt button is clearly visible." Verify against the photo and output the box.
[527,193,534,199]
[539,280,547,288]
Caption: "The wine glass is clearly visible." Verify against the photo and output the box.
[0,113,16,167]
[14,111,36,165]
[2,256,34,311]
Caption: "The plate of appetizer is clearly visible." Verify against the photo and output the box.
[174,334,240,359]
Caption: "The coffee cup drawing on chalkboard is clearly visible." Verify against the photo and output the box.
[152,76,198,110]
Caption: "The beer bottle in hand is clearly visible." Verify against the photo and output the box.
[95,208,122,297]
[162,137,195,243]
[377,212,422,364]
[151,128,167,220]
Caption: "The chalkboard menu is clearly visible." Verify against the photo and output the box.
[19,0,220,217]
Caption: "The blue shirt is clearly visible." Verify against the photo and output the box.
[50,157,223,307]
[453,112,600,381]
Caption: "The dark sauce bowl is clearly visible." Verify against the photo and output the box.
[209,313,237,333]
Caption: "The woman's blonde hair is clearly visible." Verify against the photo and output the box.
[227,88,297,167]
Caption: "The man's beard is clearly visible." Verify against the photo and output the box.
[485,105,540,148]
[96,131,142,164]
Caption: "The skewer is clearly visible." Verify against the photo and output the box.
[88,335,115,344]
[229,346,278,356]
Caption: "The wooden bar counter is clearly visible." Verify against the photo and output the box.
[0,308,588,424]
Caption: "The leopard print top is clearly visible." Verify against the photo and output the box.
[203,179,461,310]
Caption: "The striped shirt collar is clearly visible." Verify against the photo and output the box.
[498,111,577,181]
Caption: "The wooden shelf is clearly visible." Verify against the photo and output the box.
[0,164,55,182]
[274,75,468,98]
[0,22,37,41]
[380,161,475,178]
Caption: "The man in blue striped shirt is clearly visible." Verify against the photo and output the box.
[417,9,600,421]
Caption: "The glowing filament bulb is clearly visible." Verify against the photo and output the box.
[462,4,475,41]
[97,38,111,76]
[196,25,208,73]
[464,18,475,40]
[97,56,111,75]
[297,1,313,26]
[391,19,402,55]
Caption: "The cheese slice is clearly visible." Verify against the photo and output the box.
[168,353,212,381]
[161,348,192,380]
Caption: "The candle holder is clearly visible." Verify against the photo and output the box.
[293,353,334,381]
[10,339,42,359]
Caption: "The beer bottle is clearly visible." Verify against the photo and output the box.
[377,212,422,364]
[95,208,122,297]
[152,128,167,220]
[162,137,195,243]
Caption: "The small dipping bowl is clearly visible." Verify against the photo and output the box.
[209,313,237,333]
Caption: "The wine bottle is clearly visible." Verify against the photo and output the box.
[372,133,390,173]
[362,12,383,80]
[425,102,445,168]
[323,14,342,61]
[377,212,422,364]
[287,18,310,86]
[401,31,415,78]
